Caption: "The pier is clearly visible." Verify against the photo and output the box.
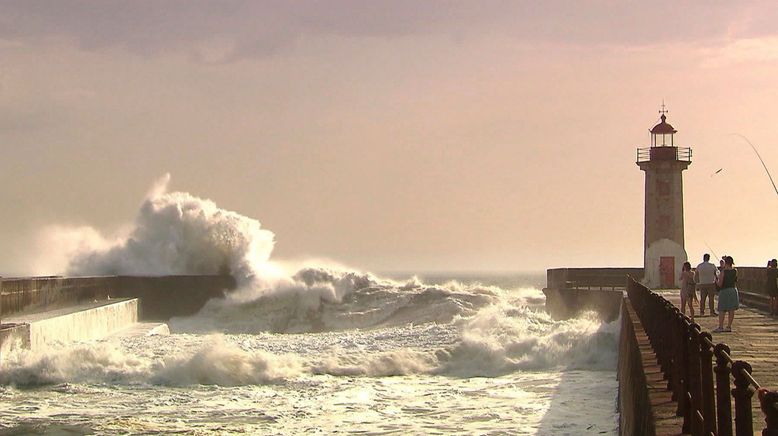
[545,267,778,435]
[0,275,236,353]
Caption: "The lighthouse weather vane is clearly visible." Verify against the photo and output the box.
[659,101,668,116]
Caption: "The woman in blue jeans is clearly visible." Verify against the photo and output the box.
[713,255,739,333]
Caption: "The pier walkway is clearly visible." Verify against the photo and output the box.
[663,291,778,432]
[545,267,778,434]
[626,278,778,435]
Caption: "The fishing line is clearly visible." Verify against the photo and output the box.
[703,241,719,261]
[729,133,778,198]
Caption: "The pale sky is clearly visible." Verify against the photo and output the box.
[2,1,778,275]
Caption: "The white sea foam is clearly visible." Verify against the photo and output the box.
[0,343,151,386]
[0,304,617,387]
[58,174,274,282]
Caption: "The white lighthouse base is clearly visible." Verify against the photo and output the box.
[643,238,688,289]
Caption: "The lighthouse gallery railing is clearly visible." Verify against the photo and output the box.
[636,146,692,163]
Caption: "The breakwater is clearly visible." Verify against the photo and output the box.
[1,274,237,321]
[543,267,642,321]
[0,274,236,356]
[6,298,139,351]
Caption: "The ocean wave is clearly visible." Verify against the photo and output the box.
[4,176,619,388]
[0,306,618,387]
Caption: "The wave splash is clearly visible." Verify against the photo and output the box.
[51,174,511,333]
[66,174,275,281]
[0,305,618,387]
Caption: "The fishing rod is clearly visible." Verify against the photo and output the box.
[703,241,720,262]
[729,133,778,198]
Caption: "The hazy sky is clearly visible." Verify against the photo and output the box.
[2,1,778,275]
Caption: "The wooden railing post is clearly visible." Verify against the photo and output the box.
[663,305,678,395]
[680,316,692,433]
[714,343,733,436]
[689,324,704,435]
[699,332,716,436]
[732,360,755,436]
[759,389,778,436]
[658,300,675,380]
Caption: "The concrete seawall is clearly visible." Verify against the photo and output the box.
[546,267,644,290]
[5,299,138,351]
[616,297,683,435]
[1,275,237,321]
[543,267,642,321]
[542,287,624,321]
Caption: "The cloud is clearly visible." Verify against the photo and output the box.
[1,1,777,62]
[701,36,778,68]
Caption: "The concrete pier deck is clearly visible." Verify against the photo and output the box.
[662,291,778,432]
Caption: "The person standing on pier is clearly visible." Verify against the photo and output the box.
[695,253,718,316]
[680,261,696,321]
[765,259,778,316]
[713,255,739,333]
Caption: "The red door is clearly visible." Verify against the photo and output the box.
[660,256,675,288]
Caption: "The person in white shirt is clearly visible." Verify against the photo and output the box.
[695,253,719,316]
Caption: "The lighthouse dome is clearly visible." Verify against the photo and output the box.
[650,114,677,135]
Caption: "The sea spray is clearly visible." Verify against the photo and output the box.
[65,174,276,282]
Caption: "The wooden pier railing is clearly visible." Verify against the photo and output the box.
[626,276,778,435]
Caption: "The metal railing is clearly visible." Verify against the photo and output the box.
[626,276,778,435]
[566,278,627,290]
[636,146,693,163]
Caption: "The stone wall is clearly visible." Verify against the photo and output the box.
[617,297,656,436]
[542,287,624,321]
[617,297,684,435]
[544,267,643,321]
[546,267,644,290]
[735,266,772,295]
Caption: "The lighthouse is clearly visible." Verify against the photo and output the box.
[637,105,692,288]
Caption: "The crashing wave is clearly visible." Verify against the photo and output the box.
[5,175,619,388]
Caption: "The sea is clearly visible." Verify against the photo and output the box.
[0,178,620,435]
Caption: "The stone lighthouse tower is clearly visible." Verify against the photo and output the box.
[637,106,692,288]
